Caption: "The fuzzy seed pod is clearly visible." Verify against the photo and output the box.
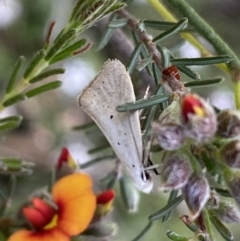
[217,109,240,138]
[221,139,240,168]
[210,201,240,223]
[182,174,210,220]
[152,100,185,150]
[159,152,191,191]
[181,94,217,142]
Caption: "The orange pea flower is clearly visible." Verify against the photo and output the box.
[8,173,96,241]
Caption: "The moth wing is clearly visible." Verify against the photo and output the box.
[78,59,143,174]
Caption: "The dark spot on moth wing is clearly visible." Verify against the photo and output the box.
[110,115,113,119]
[132,164,135,168]
[118,142,120,145]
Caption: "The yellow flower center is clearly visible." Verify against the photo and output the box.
[43,214,58,230]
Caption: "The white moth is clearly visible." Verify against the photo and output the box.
[77,59,153,193]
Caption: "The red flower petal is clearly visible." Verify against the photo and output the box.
[181,94,204,121]
[97,189,115,204]
[57,148,69,169]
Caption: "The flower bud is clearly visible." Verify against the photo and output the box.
[221,139,240,168]
[221,164,240,206]
[180,94,217,142]
[95,189,115,218]
[159,152,191,191]
[182,174,210,220]
[210,201,240,223]
[217,109,240,138]
[152,100,185,150]
[56,147,78,178]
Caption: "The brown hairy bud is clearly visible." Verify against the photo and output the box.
[159,152,191,191]
[152,100,185,150]
[221,139,240,168]
[217,109,240,138]
[181,94,217,142]
[182,174,210,220]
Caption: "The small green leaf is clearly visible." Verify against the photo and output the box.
[49,39,88,64]
[108,18,128,29]
[158,47,170,69]
[144,20,194,32]
[0,115,22,132]
[72,122,95,130]
[6,56,25,93]
[153,18,188,43]
[149,195,183,221]
[95,15,117,51]
[130,221,152,241]
[177,65,200,80]
[166,231,188,241]
[81,155,114,169]
[136,55,153,72]
[88,144,111,154]
[127,42,143,74]
[171,55,233,66]
[2,94,26,107]
[210,214,233,241]
[116,94,169,112]
[23,50,46,79]
[142,85,165,141]
[29,68,65,83]
[184,77,223,88]
[162,190,178,222]
[45,30,76,61]
[25,81,62,98]
[152,63,162,85]
[214,188,232,197]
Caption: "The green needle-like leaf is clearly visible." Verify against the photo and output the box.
[130,221,153,241]
[23,50,46,79]
[149,195,183,221]
[153,18,188,43]
[136,55,153,71]
[6,56,25,93]
[2,94,26,107]
[108,18,128,29]
[177,65,200,80]
[127,43,143,74]
[25,81,62,98]
[166,231,188,241]
[0,115,23,132]
[49,39,88,64]
[210,214,233,241]
[144,20,194,32]
[162,190,179,223]
[214,188,232,197]
[88,144,111,154]
[184,77,223,88]
[116,94,169,112]
[171,55,233,66]
[29,68,65,83]
[95,15,117,51]
[72,122,95,131]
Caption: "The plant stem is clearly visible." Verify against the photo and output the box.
[117,9,187,93]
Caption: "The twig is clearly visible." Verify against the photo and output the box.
[117,9,186,93]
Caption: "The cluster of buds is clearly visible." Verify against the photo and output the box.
[152,93,217,151]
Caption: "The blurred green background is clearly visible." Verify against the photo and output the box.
[0,0,240,240]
